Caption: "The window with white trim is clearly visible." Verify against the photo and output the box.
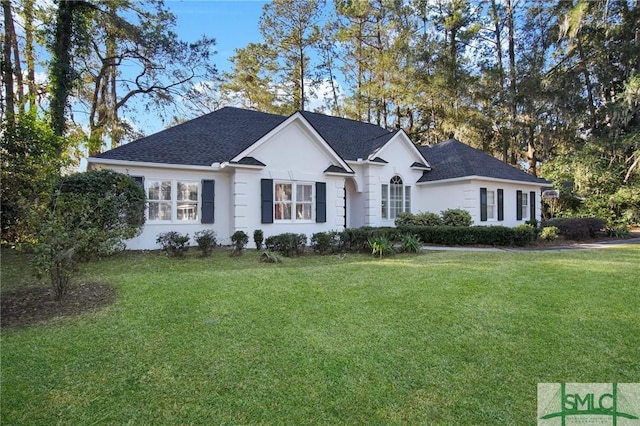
[177,181,199,221]
[521,192,529,220]
[486,190,496,220]
[381,176,411,220]
[147,180,199,222]
[275,182,313,221]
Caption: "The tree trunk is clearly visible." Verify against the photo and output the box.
[526,125,537,177]
[491,0,508,160]
[50,0,77,140]
[2,0,16,127]
[23,0,37,111]
[636,0,640,74]
[506,0,517,165]
[577,37,597,130]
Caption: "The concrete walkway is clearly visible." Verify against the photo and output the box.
[419,237,640,252]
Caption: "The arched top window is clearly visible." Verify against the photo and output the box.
[381,175,411,220]
[390,176,403,185]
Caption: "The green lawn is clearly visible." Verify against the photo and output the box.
[1,246,639,424]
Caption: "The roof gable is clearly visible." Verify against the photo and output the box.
[418,139,550,185]
[232,112,353,174]
[374,130,431,169]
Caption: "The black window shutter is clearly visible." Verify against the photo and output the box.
[497,189,504,221]
[316,182,326,223]
[132,176,144,187]
[529,191,536,221]
[201,180,215,224]
[516,190,523,220]
[480,187,487,222]
[261,179,273,224]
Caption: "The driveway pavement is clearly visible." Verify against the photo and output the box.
[419,237,640,252]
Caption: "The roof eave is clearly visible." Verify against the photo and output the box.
[417,174,552,187]
[87,157,224,171]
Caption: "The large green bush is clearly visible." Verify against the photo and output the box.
[30,170,145,299]
[542,217,606,240]
[56,169,146,239]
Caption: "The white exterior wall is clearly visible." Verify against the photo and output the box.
[90,163,232,250]
[234,120,348,244]
[415,178,544,227]
[361,134,426,227]
[413,181,470,217]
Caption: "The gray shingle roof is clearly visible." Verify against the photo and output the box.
[93,107,285,166]
[299,110,397,160]
[93,107,398,166]
[93,108,549,186]
[418,139,550,185]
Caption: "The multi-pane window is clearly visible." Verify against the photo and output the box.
[177,182,199,221]
[486,190,496,220]
[521,192,529,220]
[275,182,313,221]
[148,180,172,221]
[296,184,313,220]
[147,180,199,222]
[381,184,389,219]
[381,176,411,220]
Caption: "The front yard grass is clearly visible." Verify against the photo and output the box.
[1,246,639,424]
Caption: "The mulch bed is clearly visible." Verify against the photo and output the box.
[1,283,116,329]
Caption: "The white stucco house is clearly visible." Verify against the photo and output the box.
[87,107,551,249]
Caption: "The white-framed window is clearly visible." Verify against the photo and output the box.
[521,192,529,220]
[381,176,411,220]
[148,180,172,221]
[487,190,496,220]
[147,180,199,222]
[177,181,199,221]
[275,181,313,222]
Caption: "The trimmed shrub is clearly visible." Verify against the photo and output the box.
[440,209,473,226]
[395,211,442,227]
[513,224,537,246]
[156,231,190,258]
[396,225,538,247]
[311,231,342,255]
[253,229,264,250]
[540,226,559,241]
[230,230,249,255]
[194,230,217,257]
[394,212,415,227]
[415,212,443,226]
[265,233,307,257]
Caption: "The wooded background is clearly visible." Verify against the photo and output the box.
[2,0,639,236]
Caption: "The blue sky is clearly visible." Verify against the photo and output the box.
[167,0,269,74]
